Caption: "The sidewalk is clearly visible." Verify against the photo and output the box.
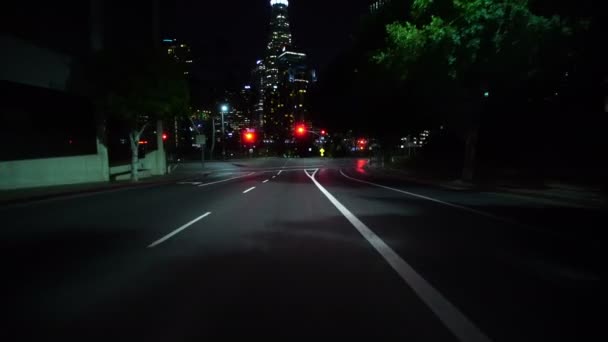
[0,159,277,206]
[0,173,203,206]
[365,164,607,209]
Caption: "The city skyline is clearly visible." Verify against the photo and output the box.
[168,0,371,92]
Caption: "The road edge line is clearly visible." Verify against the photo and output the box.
[306,169,492,342]
[339,169,537,231]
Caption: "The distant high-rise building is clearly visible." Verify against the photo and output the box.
[252,60,267,126]
[256,0,294,134]
[254,0,316,145]
[162,38,193,77]
[240,85,255,127]
[264,0,293,88]
[161,38,193,152]
[276,51,309,131]
[370,0,390,13]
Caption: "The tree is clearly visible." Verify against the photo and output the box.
[374,0,572,181]
[86,48,190,181]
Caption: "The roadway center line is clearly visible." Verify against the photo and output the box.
[306,169,492,342]
[147,212,212,248]
[197,172,255,187]
[243,187,256,194]
[339,169,536,231]
[263,180,269,183]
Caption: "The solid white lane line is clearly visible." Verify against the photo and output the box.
[339,169,521,227]
[198,172,255,187]
[243,187,256,194]
[147,212,212,248]
[263,180,269,183]
[306,170,492,342]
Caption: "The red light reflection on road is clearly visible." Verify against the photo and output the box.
[356,159,368,174]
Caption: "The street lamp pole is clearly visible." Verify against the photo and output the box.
[221,104,228,160]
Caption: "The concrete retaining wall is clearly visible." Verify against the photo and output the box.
[0,149,166,189]
[109,150,165,181]
[0,154,107,190]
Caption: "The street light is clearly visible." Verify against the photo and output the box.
[220,104,229,159]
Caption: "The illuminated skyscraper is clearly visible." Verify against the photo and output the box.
[264,0,293,88]
[259,0,294,135]
[254,0,315,146]
[162,38,193,77]
[370,0,390,13]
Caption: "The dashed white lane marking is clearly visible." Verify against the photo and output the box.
[197,173,255,187]
[272,176,277,179]
[307,169,492,342]
[147,212,212,248]
[177,182,202,185]
[277,170,283,175]
[243,187,256,194]
[263,180,269,184]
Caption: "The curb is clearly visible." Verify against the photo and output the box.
[494,187,607,208]
[363,165,606,208]
[364,165,472,191]
[0,174,209,206]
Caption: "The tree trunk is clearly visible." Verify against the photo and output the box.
[461,124,479,183]
[129,131,140,182]
[210,116,216,160]
[129,124,148,182]
[156,119,166,175]
[95,111,109,181]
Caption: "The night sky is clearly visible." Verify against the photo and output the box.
[2,0,370,94]
[167,0,370,90]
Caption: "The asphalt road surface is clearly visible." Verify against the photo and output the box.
[1,158,603,341]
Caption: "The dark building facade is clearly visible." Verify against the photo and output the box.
[162,38,193,77]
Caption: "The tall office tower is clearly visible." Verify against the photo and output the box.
[263,0,293,88]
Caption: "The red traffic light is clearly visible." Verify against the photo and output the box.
[320,129,327,135]
[244,132,255,142]
[295,124,307,136]
[162,133,168,141]
[242,129,256,143]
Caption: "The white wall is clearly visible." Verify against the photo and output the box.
[0,149,166,189]
[108,150,165,181]
[0,154,107,190]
